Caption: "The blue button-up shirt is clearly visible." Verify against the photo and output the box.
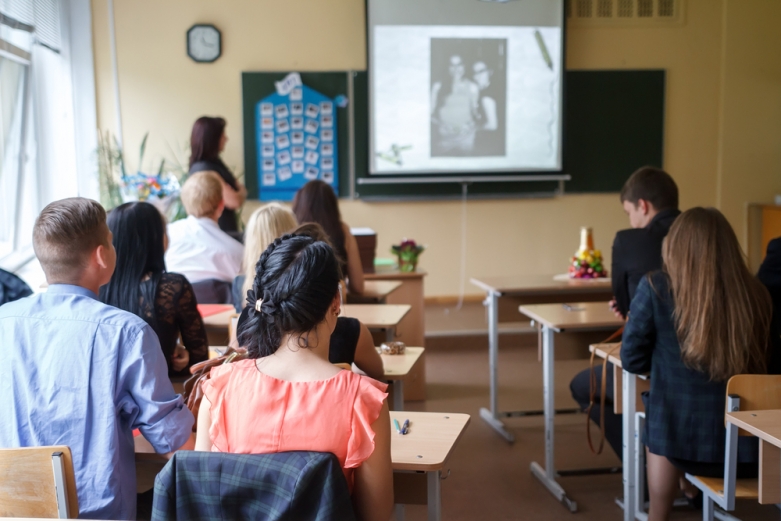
[0,284,194,520]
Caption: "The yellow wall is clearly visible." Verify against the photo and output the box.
[91,0,781,297]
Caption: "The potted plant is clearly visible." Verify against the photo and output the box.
[391,239,425,273]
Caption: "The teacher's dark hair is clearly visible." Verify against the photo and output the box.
[99,202,167,325]
[189,116,226,167]
[238,234,342,358]
[292,180,348,268]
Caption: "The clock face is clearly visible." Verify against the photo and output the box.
[187,25,221,63]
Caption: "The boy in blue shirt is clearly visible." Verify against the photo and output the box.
[0,197,193,520]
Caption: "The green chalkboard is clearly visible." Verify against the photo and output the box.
[243,70,665,200]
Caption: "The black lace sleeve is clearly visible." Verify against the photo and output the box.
[154,273,209,373]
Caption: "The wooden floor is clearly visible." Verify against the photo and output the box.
[401,346,781,520]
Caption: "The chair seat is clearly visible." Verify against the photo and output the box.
[690,475,759,500]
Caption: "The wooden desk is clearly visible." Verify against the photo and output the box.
[342,304,410,343]
[727,410,781,504]
[136,412,469,521]
[201,308,236,346]
[381,347,424,411]
[518,302,623,512]
[347,280,402,304]
[590,343,650,521]
[470,275,612,443]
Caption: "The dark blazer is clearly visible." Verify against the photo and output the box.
[612,208,680,317]
[152,451,356,521]
[0,268,32,306]
[758,237,781,343]
[190,158,239,233]
[621,271,773,463]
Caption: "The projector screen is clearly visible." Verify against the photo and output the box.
[368,0,564,175]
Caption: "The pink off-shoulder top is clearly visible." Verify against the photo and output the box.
[202,359,388,489]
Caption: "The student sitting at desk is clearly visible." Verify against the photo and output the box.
[100,201,209,376]
[293,179,365,294]
[0,198,194,520]
[233,204,384,380]
[621,208,778,521]
[570,166,680,459]
[165,171,243,303]
[196,234,393,521]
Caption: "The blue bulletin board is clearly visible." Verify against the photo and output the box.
[255,81,339,201]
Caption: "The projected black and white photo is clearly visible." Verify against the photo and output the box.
[371,25,562,174]
[430,38,506,157]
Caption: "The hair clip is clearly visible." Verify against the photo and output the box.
[255,298,264,313]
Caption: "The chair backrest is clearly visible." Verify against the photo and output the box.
[726,374,781,435]
[333,363,353,372]
[192,279,233,304]
[152,451,355,521]
[0,446,79,518]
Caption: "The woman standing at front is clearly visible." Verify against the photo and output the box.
[189,116,247,235]
[621,207,777,520]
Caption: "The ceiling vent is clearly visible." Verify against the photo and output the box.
[566,0,683,24]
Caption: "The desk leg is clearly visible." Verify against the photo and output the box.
[530,326,577,512]
[395,504,404,521]
[393,380,404,411]
[622,370,637,521]
[428,470,442,521]
[478,291,515,443]
[386,327,395,343]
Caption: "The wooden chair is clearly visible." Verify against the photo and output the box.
[0,446,79,518]
[333,363,353,371]
[686,375,781,520]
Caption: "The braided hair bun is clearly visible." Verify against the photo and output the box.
[237,234,341,358]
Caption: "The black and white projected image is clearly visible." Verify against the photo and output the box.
[430,38,506,157]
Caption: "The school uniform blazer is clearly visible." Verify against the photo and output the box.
[611,208,680,318]
[620,271,763,463]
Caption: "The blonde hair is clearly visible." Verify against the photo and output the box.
[181,171,223,218]
[662,207,772,381]
[241,203,298,300]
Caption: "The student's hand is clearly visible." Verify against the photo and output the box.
[609,299,623,319]
[172,345,190,372]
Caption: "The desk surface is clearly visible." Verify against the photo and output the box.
[357,280,403,300]
[519,302,624,332]
[589,342,623,367]
[342,304,411,329]
[365,269,427,281]
[380,347,424,380]
[471,274,612,296]
[727,410,781,447]
[136,411,470,472]
[202,309,237,329]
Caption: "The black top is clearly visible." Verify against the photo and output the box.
[139,272,209,375]
[0,268,32,306]
[611,208,680,318]
[189,158,239,233]
[758,237,781,345]
[236,306,361,365]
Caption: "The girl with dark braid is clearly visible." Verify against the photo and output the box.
[195,234,393,521]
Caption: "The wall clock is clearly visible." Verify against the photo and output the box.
[187,24,221,63]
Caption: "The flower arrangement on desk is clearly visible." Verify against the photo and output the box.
[391,239,425,273]
[568,227,608,279]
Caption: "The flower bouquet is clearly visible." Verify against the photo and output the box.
[391,239,424,273]
[568,227,608,279]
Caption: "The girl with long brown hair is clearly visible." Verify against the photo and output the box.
[621,207,777,521]
[292,180,365,293]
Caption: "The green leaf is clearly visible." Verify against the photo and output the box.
[138,132,149,173]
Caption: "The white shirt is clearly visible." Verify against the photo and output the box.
[165,216,243,283]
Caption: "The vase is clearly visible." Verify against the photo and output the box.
[398,256,418,273]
